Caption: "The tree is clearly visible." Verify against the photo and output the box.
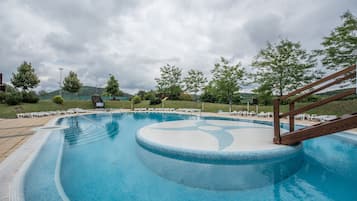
[200,83,218,103]
[318,11,357,69]
[183,69,207,101]
[105,74,120,100]
[211,57,244,112]
[253,83,273,105]
[155,64,182,100]
[143,90,156,100]
[252,39,317,97]
[63,71,82,94]
[11,61,40,91]
[136,90,147,100]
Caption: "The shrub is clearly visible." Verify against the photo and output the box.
[5,91,23,105]
[144,93,155,100]
[149,97,162,105]
[22,91,39,103]
[52,95,64,105]
[0,92,6,104]
[132,95,141,104]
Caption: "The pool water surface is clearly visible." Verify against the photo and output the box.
[24,113,357,201]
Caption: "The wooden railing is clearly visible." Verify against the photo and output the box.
[273,64,357,144]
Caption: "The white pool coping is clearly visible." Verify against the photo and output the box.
[136,120,302,163]
[138,120,289,151]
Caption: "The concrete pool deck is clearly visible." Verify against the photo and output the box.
[0,117,53,163]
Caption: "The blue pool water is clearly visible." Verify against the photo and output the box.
[24,113,357,201]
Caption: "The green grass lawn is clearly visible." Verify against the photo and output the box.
[0,99,356,118]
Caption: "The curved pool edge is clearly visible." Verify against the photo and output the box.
[7,117,59,201]
[8,131,52,201]
[5,116,71,201]
[54,130,70,201]
[136,123,303,164]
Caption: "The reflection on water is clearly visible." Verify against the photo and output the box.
[63,117,82,145]
[61,114,124,146]
[136,144,304,190]
[106,121,119,140]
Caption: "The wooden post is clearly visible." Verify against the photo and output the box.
[273,99,281,144]
[289,102,295,132]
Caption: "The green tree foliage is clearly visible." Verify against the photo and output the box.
[211,57,244,112]
[136,90,146,100]
[5,91,22,105]
[22,91,39,103]
[183,70,207,99]
[252,83,273,105]
[149,97,162,105]
[318,11,357,69]
[252,39,317,97]
[155,64,182,100]
[144,91,156,100]
[200,83,218,103]
[11,61,40,91]
[4,86,23,105]
[132,95,141,104]
[105,74,120,100]
[63,71,82,94]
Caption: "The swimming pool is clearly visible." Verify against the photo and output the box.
[23,113,357,201]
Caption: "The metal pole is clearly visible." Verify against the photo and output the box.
[59,68,63,97]
[256,105,258,114]
[95,76,98,94]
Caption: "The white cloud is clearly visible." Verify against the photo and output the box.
[0,0,356,93]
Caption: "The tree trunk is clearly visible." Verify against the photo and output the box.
[229,97,232,113]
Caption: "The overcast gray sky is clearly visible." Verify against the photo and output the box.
[0,0,356,93]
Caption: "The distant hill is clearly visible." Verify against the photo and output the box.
[316,88,357,100]
[41,86,132,100]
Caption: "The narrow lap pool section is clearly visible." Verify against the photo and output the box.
[23,113,357,201]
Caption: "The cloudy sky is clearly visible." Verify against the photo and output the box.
[0,0,356,94]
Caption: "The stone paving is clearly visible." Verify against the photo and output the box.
[0,116,53,163]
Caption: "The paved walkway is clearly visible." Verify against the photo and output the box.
[0,117,53,163]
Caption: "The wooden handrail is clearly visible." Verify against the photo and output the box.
[291,72,356,103]
[280,88,356,118]
[280,64,356,100]
[274,64,357,144]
